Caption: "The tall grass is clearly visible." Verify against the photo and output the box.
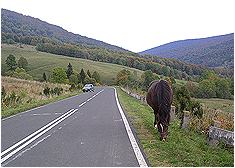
[1,76,78,118]
[190,107,234,132]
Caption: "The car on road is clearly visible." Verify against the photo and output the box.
[82,84,94,92]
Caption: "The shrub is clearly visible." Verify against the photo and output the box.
[53,87,63,95]
[2,86,6,100]
[69,84,76,91]
[43,87,50,97]
[2,91,22,107]
[51,67,68,84]
[190,100,203,119]
[77,83,83,90]
[189,108,233,133]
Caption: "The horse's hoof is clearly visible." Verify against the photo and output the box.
[154,124,157,129]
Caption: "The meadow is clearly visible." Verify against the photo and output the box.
[195,98,234,113]
[1,44,143,85]
[117,87,234,167]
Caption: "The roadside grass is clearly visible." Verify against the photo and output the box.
[117,87,234,167]
[1,91,80,119]
[1,76,81,118]
[195,98,234,114]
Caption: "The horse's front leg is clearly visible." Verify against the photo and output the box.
[154,111,158,129]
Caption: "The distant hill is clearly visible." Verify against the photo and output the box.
[140,34,234,68]
[1,9,128,52]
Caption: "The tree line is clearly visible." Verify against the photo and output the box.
[116,68,233,100]
[42,63,101,89]
[2,32,233,79]
[35,42,198,81]
[3,54,101,89]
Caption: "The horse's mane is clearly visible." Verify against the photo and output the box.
[154,80,172,125]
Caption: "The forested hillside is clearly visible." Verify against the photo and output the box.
[1,9,233,79]
[1,9,127,52]
[140,34,234,68]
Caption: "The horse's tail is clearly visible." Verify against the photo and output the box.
[155,80,172,125]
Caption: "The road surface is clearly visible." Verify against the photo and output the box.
[1,87,148,167]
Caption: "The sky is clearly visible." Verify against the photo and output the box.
[1,0,234,52]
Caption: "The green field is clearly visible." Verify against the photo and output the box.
[1,44,144,85]
[117,87,233,167]
[195,98,234,113]
[1,44,191,85]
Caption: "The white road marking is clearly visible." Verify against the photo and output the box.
[79,102,86,107]
[114,119,122,122]
[32,113,51,116]
[1,89,105,164]
[114,88,148,167]
[86,97,92,102]
[2,94,81,121]
[1,108,75,157]
[54,113,63,115]
[2,134,52,166]
[1,109,78,163]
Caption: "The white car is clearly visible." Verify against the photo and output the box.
[82,84,94,92]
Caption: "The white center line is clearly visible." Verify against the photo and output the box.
[1,89,105,164]
[1,109,78,163]
[1,108,75,157]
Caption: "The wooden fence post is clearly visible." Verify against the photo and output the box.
[181,111,190,129]
[170,106,176,122]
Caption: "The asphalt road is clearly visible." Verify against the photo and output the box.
[1,87,148,167]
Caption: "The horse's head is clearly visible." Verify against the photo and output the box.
[155,122,169,141]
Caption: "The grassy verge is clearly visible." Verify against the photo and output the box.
[1,91,81,119]
[117,87,234,167]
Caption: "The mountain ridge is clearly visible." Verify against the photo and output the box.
[139,33,234,68]
[1,8,128,52]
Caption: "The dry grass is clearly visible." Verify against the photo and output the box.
[1,76,78,118]
[2,76,70,101]
[190,107,234,132]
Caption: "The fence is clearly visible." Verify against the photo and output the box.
[120,87,234,146]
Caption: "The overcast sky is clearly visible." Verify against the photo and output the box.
[1,0,234,52]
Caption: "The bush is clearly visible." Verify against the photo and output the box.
[190,100,203,119]
[51,67,68,84]
[43,87,50,97]
[43,86,63,96]
[2,86,6,100]
[53,87,63,96]
[2,91,22,108]
[7,67,33,80]
[174,85,191,118]
[77,83,83,90]
[189,108,233,133]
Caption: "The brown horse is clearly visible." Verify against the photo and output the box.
[146,80,173,141]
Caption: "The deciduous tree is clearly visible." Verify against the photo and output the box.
[18,57,28,69]
[6,54,17,70]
